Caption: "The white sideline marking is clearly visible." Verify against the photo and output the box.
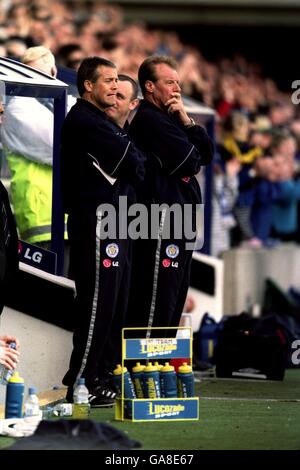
[201,397,300,402]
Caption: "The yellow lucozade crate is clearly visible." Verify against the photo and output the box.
[115,327,199,422]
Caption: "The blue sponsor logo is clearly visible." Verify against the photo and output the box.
[132,398,199,421]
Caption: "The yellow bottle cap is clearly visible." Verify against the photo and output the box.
[113,364,128,375]
[132,362,145,373]
[143,362,158,372]
[178,362,193,374]
[161,362,175,372]
[154,361,163,371]
[8,371,24,383]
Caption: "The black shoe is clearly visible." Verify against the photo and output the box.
[88,390,115,408]
[97,373,117,394]
[65,382,116,408]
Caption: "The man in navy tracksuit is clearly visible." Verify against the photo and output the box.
[60,57,145,406]
[127,55,213,336]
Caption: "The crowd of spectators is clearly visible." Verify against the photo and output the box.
[1,0,300,257]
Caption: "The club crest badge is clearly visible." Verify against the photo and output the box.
[106,243,119,258]
[166,244,179,259]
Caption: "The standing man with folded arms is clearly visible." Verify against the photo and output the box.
[127,55,213,335]
[60,57,145,406]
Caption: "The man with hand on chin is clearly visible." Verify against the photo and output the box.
[127,55,213,336]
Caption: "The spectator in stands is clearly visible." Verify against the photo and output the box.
[270,133,300,242]
[250,156,281,245]
[211,153,240,257]
[127,55,213,335]
[1,46,67,250]
[249,115,273,153]
[56,44,85,71]
[218,111,263,247]
[5,36,28,61]
[60,57,145,406]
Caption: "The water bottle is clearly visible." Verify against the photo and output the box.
[177,362,195,397]
[5,371,24,418]
[0,342,17,384]
[113,364,136,418]
[160,362,177,398]
[198,313,218,364]
[131,362,145,398]
[73,378,90,419]
[143,362,161,398]
[154,361,163,372]
[24,386,41,419]
[42,403,73,419]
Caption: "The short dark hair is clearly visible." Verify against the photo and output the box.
[138,55,178,96]
[118,74,139,100]
[77,56,116,97]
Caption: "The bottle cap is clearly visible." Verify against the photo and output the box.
[78,378,85,385]
[161,362,175,372]
[8,371,24,383]
[113,364,128,375]
[9,342,16,350]
[178,362,193,374]
[143,362,158,372]
[28,386,36,395]
[154,361,163,371]
[132,362,145,373]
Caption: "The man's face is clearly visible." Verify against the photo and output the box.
[86,65,118,110]
[105,80,137,127]
[149,63,181,110]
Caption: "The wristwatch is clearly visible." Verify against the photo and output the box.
[184,117,196,128]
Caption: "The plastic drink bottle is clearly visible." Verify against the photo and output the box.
[143,362,161,398]
[177,362,195,397]
[113,364,136,418]
[24,386,41,418]
[131,362,145,398]
[0,342,17,384]
[160,362,177,398]
[73,378,90,419]
[5,371,24,418]
[154,361,163,371]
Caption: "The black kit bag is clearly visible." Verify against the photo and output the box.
[215,312,288,380]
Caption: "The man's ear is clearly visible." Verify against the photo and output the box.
[84,79,93,93]
[129,98,139,111]
[145,80,154,93]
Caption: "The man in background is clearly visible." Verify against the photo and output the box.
[99,73,140,383]
[1,46,62,249]
[105,73,139,128]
